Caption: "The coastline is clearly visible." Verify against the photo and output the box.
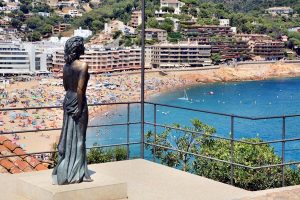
[146,62,300,101]
[1,61,300,153]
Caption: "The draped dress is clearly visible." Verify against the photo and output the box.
[52,71,91,185]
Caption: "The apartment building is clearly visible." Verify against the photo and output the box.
[235,34,272,42]
[210,40,250,60]
[52,48,141,73]
[52,23,71,35]
[150,42,212,68]
[183,24,250,60]
[130,11,142,29]
[183,25,234,38]
[145,28,167,42]
[234,34,285,60]
[252,41,285,60]
[0,41,48,75]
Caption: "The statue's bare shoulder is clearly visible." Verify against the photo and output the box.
[74,60,88,73]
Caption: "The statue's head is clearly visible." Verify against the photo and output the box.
[64,36,85,64]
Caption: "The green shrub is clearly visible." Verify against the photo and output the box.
[87,146,127,164]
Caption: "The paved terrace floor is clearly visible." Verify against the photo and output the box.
[1,159,300,200]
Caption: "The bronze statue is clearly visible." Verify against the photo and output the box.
[52,36,92,185]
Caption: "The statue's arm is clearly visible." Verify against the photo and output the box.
[76,63,88,116]
[63,67,67,91]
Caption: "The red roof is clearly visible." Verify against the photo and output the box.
[0,136,48,174]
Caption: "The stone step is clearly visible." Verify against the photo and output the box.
[16,170,127,200]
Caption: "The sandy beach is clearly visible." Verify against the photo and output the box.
[0,61,299,153]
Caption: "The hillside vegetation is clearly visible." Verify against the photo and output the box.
[199,0,300,13]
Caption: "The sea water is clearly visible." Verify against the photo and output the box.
[87,78,300,162]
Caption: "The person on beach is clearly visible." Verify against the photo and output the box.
[52,36,92,185]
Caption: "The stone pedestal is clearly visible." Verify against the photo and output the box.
[15,170,127,200]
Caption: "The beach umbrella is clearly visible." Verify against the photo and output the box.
[9,112,16,120]
[21,112,29,117]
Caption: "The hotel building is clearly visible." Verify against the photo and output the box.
[0,41,48,75]
[52,48,141,73]
[150,42,212,68]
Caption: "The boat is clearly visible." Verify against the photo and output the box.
[178,90,189,101]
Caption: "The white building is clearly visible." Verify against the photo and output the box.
[160,0,185,14]
[230,27,237,34]
[74,27,92,39]
[0,5,19,11]
[219,19,230,27]
[104,20,135,35]
[68,9,82,17]
[57,1,79,8]
[38,12,51,17]
[288,27,300,32]
[0,41,48,75]
[266,7,293,15]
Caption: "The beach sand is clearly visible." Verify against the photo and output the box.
[1,61,299,153]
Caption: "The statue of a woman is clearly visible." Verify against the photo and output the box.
[52,36,92,185]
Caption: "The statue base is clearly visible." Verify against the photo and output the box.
[15,169,127,200]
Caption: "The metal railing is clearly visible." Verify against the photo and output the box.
[1,101,300,188]
[0,102,142,160]
[144,102,300,187]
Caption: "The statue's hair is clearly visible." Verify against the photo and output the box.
[64,36,85,64]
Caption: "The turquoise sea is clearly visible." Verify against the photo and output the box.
[87,77,300,162]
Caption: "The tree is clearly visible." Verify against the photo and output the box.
[147,17,159,29]
[113,30,122,39]
[211,53,221,64]
[11,18,22,29]
[91,20,103,31]
[193,137,300,190]
[190,8,198,17]
[146,119,216,172]
[28,32,41,41]
[0,1,6,7]
[159,18,174,32]
[168,32,182,43]
[41,24,52,35]
[181,5,189,14]
[20,3,31,14]
[26,17,42,30]
[146,119,300,191]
